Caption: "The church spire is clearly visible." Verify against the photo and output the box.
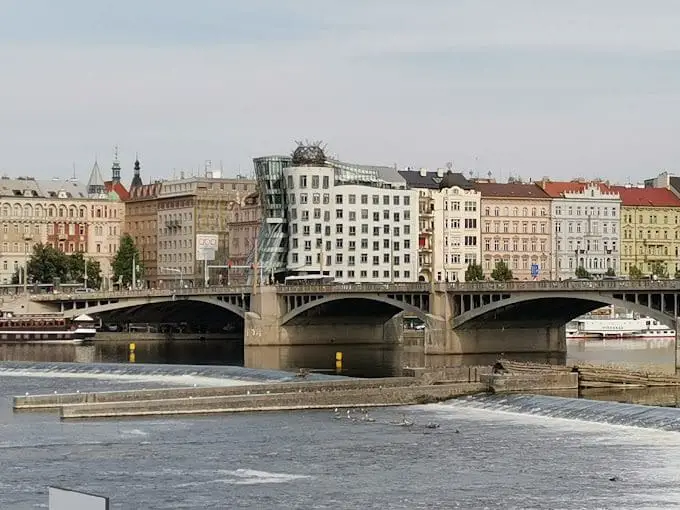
[111,145,121,183]
[130,153,143,188]
[87,159,106,197]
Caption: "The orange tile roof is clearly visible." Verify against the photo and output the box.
[539,181,614,198]
[105,180,130,201]
[609,186,680,207]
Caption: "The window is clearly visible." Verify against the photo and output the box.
[311,175,319,188]
[299,175,307,188]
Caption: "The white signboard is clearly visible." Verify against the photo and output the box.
[49,486,109,510]
[196,233,218,261]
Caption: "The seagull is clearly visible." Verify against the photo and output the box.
[398,414,414,427]
[425,422,440,429]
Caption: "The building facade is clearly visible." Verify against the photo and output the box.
[397,168,475,282]
[275,144,418,283]
[540,181,621,280]
[431,178,481,282]
[125,160,162,288]
[225,191,261,284]
[611,185,680,277]
[0,158,127,286]
[475,183,553,280]
[155,175,256,288]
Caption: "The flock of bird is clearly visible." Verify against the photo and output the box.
[332,407,448,431]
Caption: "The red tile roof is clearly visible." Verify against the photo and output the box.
[473,182,551,199]
[609,186,680,207]
[105,180,130,201]
[539,181,614,198]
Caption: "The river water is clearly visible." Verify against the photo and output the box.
[2,368,680,509]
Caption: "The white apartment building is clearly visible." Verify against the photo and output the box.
[540,181,621,280]
[432,184,482,282]
[283,146,419,283]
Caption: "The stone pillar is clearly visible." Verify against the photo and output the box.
[244,285,283,348]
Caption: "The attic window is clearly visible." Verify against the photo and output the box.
[12,190,21,196]
[57,191,67,199]
[48,191,56,197]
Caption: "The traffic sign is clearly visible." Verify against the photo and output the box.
[531,263,540,278]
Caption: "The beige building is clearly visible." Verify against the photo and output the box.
[432,182,482,282]
[225,191,261,284]
[0,158,127,286]
[475,182,553,280]
[396,168,475,282]
[156,174,256,288]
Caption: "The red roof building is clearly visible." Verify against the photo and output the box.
[609,185,680,207]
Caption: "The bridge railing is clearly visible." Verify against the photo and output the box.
[30,279,680,301]
[445,279,680,292]
[30,286,252,301]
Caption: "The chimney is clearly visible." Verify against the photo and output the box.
[419,168,427,177]
[436,168,444,178]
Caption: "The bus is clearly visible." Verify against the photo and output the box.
[284,275,336,286]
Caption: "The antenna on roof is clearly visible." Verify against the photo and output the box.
[446,161,453,172]
[72,162,76,180]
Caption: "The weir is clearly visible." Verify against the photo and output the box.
[444,394,680,431]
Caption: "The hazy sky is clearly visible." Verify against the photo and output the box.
[1,0,679,184]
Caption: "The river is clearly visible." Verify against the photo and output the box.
[0,337,676,376]
[3,370,680,508]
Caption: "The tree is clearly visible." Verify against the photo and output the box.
[575,266,591,279]
[464,263,484,282]
[491,260,513,281]
[19,243,71,284]
[629,265,643,279]
[650,261,668,279]
[604,267,616,277]
[112,234,143,287]
[69,251,102,289]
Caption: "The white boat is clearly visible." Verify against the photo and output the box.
[566,316,675,340]
[0,312,97,344]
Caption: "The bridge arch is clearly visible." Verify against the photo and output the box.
[452,292,677,330]
[280,294,429,325]
[61,296,246,320]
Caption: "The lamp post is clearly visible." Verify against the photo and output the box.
[160,266,183,288]
[23,234,32,294]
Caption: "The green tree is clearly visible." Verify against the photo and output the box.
[491,260,513,281]
[604,267,616,277]
[112,234,143,287]
[68,251,102,289]
[650,261,668,279]
[464,263,484,282]
[575,266,591,279]
[17,243,71,284]
[629,265,643,279]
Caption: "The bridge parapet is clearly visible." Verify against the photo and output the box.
[447,279,680,293]
[30,286,253,302]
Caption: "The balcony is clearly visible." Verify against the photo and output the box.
[165,219,182,228]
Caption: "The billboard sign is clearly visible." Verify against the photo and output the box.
[196,234,219,261]
[49,487,109,510]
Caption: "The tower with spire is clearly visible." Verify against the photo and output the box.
[86,160,107,198]
[130,154,143,188]
[111,145,121,184]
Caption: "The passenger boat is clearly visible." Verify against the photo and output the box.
[566,317,675,340]
[0,312,97,344]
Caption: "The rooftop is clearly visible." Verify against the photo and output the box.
[398,169,473,190]
[609,185,680,207]
[538,180,618,198]
[473,182,551,199]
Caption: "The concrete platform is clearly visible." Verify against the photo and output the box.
[58,383,488,420]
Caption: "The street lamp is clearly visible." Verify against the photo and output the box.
[23,234,32,294]
[160,266,183,288]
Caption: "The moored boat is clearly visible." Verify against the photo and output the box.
[566,317,675,340]
[0,312,97,344]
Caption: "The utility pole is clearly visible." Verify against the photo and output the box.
[84,257,88,290]
[204,257,209,287]
[251,231,259,295]
[132,253,136,290]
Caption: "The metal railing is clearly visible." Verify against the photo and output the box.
[30,278,680,301]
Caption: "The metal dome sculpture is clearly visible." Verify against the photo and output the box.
[292,140,327,166]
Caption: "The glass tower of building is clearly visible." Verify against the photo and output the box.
[252,155,292,278]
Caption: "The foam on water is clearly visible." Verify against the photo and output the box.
[175,469,313,488]
[423,394,680,433]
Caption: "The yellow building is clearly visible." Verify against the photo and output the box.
[611,185,680,277]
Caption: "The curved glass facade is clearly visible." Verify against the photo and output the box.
[252,155,292,276]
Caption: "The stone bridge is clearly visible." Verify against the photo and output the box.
[27,279,680,369]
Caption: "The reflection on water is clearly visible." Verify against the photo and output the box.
[567,338,676,374]
[0,336,678,379]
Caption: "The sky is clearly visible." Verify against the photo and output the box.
[1,0,679,184]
